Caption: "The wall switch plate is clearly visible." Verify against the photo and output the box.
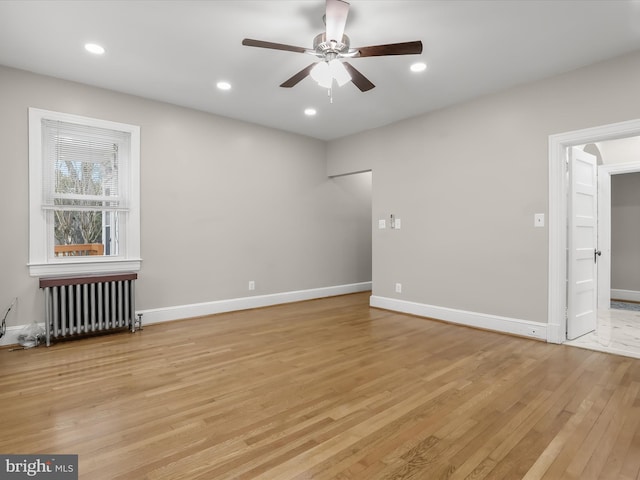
[395,219,401,229]
[395,283,402,293]
[378,219,386,229]
[534,213,545,227]
[248,280,255,291]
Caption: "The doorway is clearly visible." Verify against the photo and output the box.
[329,170,373,284]
[548,119,640,345]
[597,161,640,308]
[564,151,640,358]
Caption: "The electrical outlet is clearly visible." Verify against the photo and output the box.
[395,283,402,293]
[248,280,255,291]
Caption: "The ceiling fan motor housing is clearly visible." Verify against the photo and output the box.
[313,33,350,59]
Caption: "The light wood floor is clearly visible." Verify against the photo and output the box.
[1,292,640,480]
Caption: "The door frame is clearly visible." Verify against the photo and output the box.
[548,118,640,344]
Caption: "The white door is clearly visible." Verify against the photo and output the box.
[567,147,598,340]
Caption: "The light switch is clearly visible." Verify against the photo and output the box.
[395,219,401,229]
[534,213,544,227]
[378,219,386,229]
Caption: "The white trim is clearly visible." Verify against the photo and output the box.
[370,296,547,340]
[548,118,640,344]
[611,289,640,303]
[28,259,142,277]
[28,108,141,277]
[599,162,640,175]
[137,282,372,325]
[548,133,567,344]
[597,166,612,310]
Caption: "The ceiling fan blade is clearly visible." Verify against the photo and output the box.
[355,40,423,58]
[325,0,350,43]
[343,62,375,92]
[280,64,315,88]
[242,38,307,54]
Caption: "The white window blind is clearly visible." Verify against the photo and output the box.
[41,119,129,213]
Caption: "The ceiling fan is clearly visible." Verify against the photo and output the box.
[242,0,423,92]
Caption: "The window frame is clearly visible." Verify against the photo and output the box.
[28,108,141,277]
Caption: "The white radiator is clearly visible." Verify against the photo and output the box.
[40,274,138,346]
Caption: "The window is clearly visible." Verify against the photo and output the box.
[29,108,140,276]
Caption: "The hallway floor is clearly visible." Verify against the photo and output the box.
[565,304,640,359]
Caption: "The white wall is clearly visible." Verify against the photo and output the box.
[598,136,640,165]
[327,50,640,326]
[0,65,372,333]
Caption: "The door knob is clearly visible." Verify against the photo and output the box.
[594,249,602,263]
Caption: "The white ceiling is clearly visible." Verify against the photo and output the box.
[1,0,640,140]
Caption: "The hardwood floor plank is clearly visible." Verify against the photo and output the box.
[1,292,640,479]
[521,394,595,480]
[595,381,640,479]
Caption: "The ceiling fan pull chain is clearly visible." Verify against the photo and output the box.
[328,86,333,104]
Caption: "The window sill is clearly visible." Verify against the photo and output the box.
[28,258,142,278]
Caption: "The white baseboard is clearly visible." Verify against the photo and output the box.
[137,281,372,326]
[369,295,547,341]
[0,282,372,347]
[611,289,640,303]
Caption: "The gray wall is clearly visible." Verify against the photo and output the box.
[0,65,372,328]
[327,50,640,323]
[611,172,640,292]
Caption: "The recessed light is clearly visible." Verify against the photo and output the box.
[304,108,317,116]
[216,81,232,91]
[84,43,105,55]
[410,62,427,73]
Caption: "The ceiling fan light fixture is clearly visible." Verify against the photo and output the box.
[329,59,351,87]
[310,59,351,89]
[310,61,333,88]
